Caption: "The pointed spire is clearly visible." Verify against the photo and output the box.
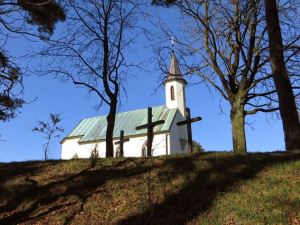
[164,52,187,85]
[169,52,182,75]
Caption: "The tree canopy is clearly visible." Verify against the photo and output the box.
[0,0,65,122]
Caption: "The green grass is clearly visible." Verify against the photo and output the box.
[0,152,299,225]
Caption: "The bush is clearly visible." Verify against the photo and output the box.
[193,140,205,152]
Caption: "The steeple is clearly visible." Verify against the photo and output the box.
[164,52,187,85]
[164,52,187,117]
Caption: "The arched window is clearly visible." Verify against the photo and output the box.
[170,86,175,101]
[141,141,147,157]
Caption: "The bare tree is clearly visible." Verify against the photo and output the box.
[152,1,300,153]
[39,0,142,157]
[264,0,300,151]
[33,113,64,160]
[0,0,65,122]
[153,0,300,153]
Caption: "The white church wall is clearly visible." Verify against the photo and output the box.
[152,133,168,156]
[120,133,167,157]
[61,133,168,159]
[121,135,147,157]
[61,138,97,159]
[94,142,107,158]
[169,111,188,154]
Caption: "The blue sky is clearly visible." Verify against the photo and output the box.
[0,6,285,162]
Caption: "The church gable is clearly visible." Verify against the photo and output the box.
[62,105,177,144]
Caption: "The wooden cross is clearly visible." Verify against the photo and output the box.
[114,130,129,157]
[136,107,165,157]
[177,108,202,153]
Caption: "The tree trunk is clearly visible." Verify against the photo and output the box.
[44,141,50,161]
[264,0,300,151]
[106,99,117,157]
[44,147,48,161]
[230,101,247,153]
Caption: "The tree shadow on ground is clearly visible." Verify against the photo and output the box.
[0,153,299,225]
[0,160,61,185]
[0,158,160,225]
[117,152,300,225]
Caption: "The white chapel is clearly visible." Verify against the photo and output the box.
[61,52,189,159]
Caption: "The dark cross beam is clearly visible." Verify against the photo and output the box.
[177,108,202,153]
[114,130,129,157]
[136,107,165,157]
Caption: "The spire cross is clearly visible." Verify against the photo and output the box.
[171,36,175,52]
[114,130,129,157]
[177,108,202,153]
[136,107,165,157]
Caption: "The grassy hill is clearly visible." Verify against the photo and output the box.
[0,152,299,225]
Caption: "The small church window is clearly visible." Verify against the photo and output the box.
[170,86,175,101]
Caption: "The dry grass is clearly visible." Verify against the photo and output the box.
[0,152,299,225]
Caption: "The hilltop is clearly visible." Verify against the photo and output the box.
[0,152,299,225]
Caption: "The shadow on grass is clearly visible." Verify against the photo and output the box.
[0,153,299,225]
[117,152,300,225]
[0,158,159,225]
[0,160,61,185]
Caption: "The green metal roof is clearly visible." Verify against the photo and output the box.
[63,105,177,143]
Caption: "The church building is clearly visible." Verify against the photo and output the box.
[61,52,188,159]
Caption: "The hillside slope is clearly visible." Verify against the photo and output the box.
[0,152,299,225]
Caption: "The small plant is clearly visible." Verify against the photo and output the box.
[90,146,99,168]
[72,153,79,160]
[193,140,205,153]
[32,113,64,160]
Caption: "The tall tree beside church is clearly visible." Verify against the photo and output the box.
[152,0,299,153]
[39,0,141,157]
[264,0,300,151]
[0,0,65,122]
[156,1,274,152]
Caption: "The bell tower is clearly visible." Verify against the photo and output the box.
[164,51,187,117]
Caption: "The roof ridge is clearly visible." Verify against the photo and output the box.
[81,105,167,120]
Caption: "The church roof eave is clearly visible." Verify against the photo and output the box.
[60,135,83,144]
[163,76,188,86]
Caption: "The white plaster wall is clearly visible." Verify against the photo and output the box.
[120,133,167,157]
[61,138,98,159]
[165,81,186,117]
[152,133,169,156]
[61,133,168,159]
[169,112,188,154]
